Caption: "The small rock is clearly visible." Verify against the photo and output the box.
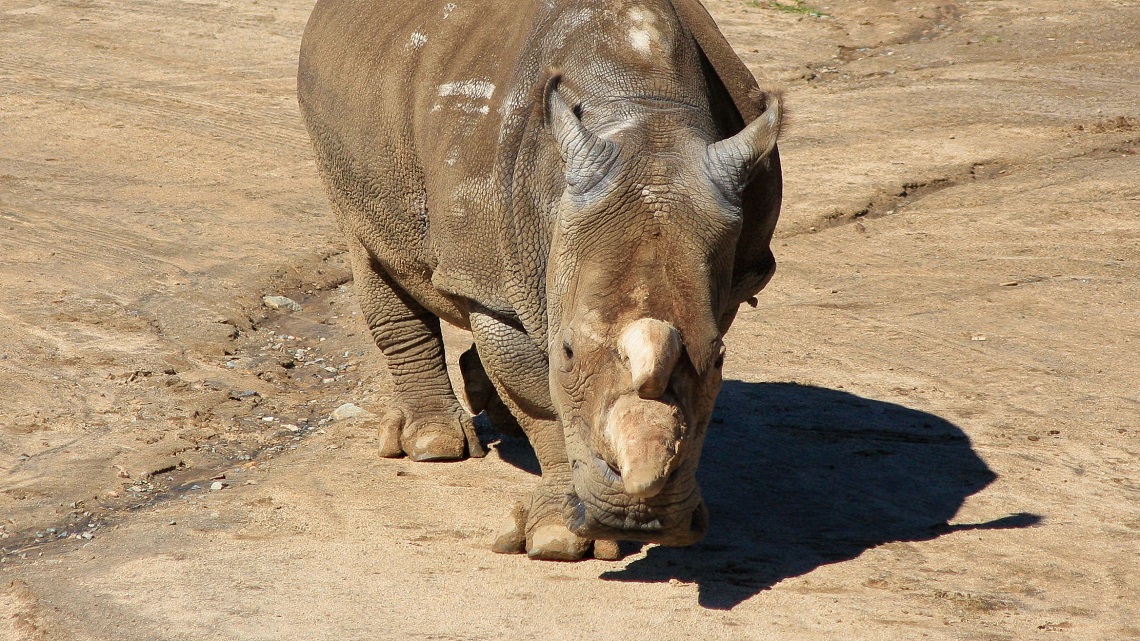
[262,295,302,313]
[80,532,93,540]
[330,403,370,421]
[210,481,225,491]
[168,520,177,526]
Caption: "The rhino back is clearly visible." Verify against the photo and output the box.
[298,0,779,340]
[298,0,550,327]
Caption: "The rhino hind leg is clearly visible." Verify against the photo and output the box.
[348,246,484,461]
[458,345,525,438]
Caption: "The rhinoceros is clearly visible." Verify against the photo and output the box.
[297,0,782,560]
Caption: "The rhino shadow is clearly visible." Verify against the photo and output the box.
[597,381,1040,610]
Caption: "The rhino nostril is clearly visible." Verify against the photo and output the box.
[606,461,622,479]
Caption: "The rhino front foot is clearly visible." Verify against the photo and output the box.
[375,404,484,461]
[492,494,621,561]
[528,522,590,561]
[591,539,622,560]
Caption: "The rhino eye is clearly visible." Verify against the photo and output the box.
[562,340,574,361]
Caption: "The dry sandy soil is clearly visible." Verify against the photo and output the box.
[1,0,1138,639]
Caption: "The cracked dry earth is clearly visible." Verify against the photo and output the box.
[1,0,1138,639]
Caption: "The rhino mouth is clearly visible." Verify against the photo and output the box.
[564,455,708,546]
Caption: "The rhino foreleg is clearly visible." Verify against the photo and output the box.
[348,245,484,461]
[469,311,608,560]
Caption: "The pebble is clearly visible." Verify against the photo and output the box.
[330,403,370,421]
[262,295,302,313]
[210,481,225,491]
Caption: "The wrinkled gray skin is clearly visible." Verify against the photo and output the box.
[298,0,782,560]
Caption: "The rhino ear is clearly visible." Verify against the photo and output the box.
[704,95,782,202]
[543,74,618,196]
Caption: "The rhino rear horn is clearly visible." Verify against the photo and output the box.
[704,95,782,199]
[543,74,619,196]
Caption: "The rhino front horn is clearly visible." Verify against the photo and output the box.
[619,318,682,399]
[704,95,782,196]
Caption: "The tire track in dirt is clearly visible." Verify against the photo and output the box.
[825,3,963,71]
[778,134,1140,238]
[0,579,48,641]
[2,81,310,158]
[0,35,308,155]
[1,252,360,562]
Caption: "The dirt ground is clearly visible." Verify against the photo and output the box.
[1,0,1138,638]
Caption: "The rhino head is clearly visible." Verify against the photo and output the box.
[542,76,781,546]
